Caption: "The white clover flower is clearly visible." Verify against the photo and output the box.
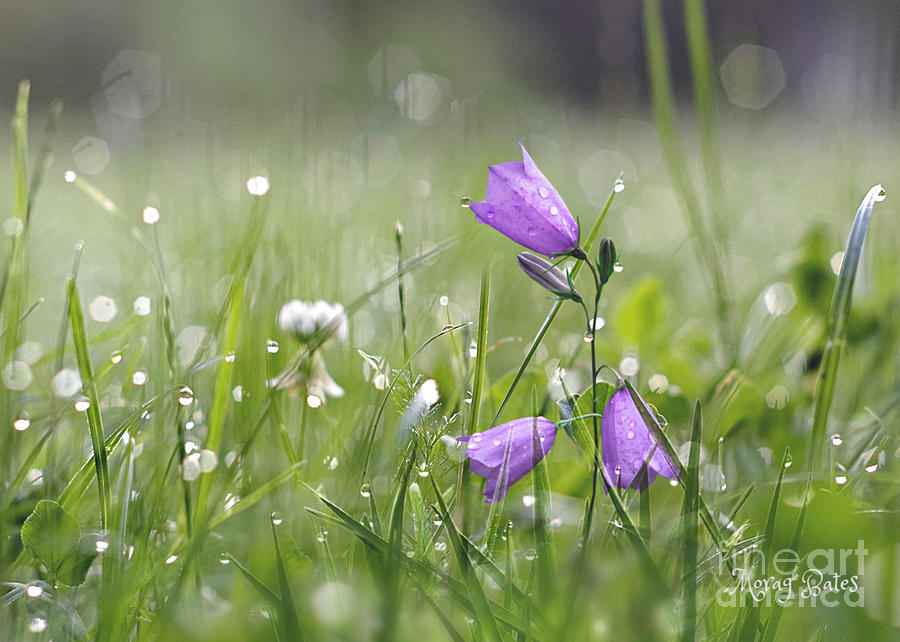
[277,299,348,345]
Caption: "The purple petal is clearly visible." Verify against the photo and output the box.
[601,388,679,492]
[470,145,578,256]
[461,417,557,502]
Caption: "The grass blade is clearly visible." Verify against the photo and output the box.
[429,475,502,642]
[271,515,304,641]
[67,276,111,529]
[681,402,702,642]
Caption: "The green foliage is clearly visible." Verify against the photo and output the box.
[21,500,96,586]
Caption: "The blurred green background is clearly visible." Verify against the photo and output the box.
[1,1,898,640]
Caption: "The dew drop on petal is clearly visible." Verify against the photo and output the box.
[539,186,550,198]
[549,205,559,216]
[626,430,635,440]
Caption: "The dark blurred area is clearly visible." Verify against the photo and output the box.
[3,0,900,116]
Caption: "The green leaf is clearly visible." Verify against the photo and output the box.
[21,500,85,584]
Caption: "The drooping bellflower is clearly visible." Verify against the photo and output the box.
[469,143,579,257]
[516,252,581,302]
[601,387,679,491]
[458,417,557,503]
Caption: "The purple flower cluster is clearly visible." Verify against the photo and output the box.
[459,144,681,502]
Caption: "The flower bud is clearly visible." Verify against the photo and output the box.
[597,238,617,284]
[516,252,581,302]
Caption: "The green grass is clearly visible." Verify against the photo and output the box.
[1,32,899,642]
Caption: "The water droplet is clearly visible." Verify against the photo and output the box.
[177,386,194,406]
[2,360,32,391]
[432,518,443,527]
[223,351,236,363]
[538,186,550,198]
[468,343,477,359]
[360,483,371,498]
[64,170,77,183]
[417,462,430,478]
[219,552,231,565]
[874,187,886,202]
[590,316,605,331]
[131,370,148,386]
[614,178,625,193]
[25,584,43,598]
[316,531,328,543]
[459,197,472,208]
[433,540,447,552]
[323,455,339,470]
[830,434,843,446]
[28,617,47,633]
[865,463,878,473]
[271,511,283,525]
[669,478,679,487]
[133,296,151,316]
[232,385,244,402]
[619,356,640,377]
[834,475,848,485]
[306,394,323,408]
[198,449,218,473]
[246,175,270,196]
[74,397,91,412]
[524,549,537,561]
[142,206,160,225]
[165,554,178,564]
[266,339,280,354]
[438,295,449,306]
[783,459,792,469]
[14,417,30,431]
[95,539,109,553]
[549,205,559,216]
[224,493,240,511]
[472,434,482,442]
[583,332,593,343]
[626,430,635,440]
[492,439,501,447]
[522,495,535,507]
[110,350,123,365]
[613,262,624,273]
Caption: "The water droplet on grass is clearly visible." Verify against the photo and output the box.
[177,386,194,406]
[95,539,109,553]
[219,553,231,565]
[165,554,178,564]
[613,262,624,273]
[131,370,148,386]
[865,463,878,473]
[583,332,593,343]
[270,511,283,525]
[28,617,47,633]
[110,350,123,364]
[614,178,625,193]
[459,197,472,208]
[14,417,30,431]
[245,175,270,196]
[834,475,848,485]
[223,351,235,363]
[831,434,843,446]
[266,339,279,354]
[74,398,90,412]
[25,584,43,598]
